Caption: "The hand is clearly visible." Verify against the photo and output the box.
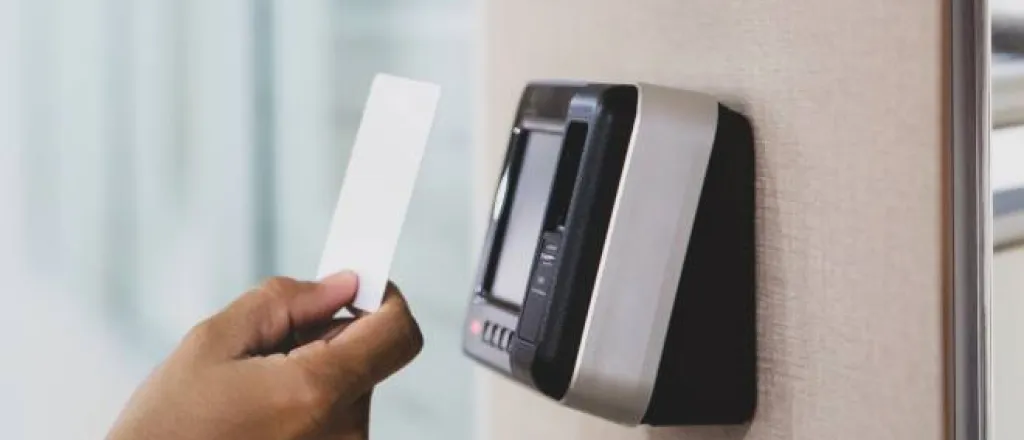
[106,272,423,440]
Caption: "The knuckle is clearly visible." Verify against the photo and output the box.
[397,298,422,344]
[253,278,295,321]
[384,285,423,360]
[185,317,212,338]
[260,276,297,297]
[257,292,292,336]
[391,311,424,363]
[404,316,425,357]
[182,317,217,349]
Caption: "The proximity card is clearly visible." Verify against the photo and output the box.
[316,73,440,312]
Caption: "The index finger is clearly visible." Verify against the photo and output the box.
[287,284,423,402]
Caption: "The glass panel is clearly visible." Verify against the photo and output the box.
[0,0,476,438]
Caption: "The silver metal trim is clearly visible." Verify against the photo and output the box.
[951,0,991,438]
[521,118,567,134]
[561,83,720,425]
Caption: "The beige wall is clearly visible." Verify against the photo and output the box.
[472,1,948,439]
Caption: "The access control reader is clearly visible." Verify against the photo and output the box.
[462,81,757,426]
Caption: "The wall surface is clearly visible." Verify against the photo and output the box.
[472,1,947,439]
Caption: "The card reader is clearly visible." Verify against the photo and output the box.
[462,81,756,426]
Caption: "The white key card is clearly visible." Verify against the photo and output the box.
[316,73,440,312]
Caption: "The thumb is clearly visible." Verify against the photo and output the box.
[183,272,358,360]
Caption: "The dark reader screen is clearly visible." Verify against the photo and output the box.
[490,131,562,306]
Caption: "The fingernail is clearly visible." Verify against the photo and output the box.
[321,270,359,298]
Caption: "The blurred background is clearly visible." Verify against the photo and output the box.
[0,0,478,438]
[1,0,1021,439]
[991,1,1024,439]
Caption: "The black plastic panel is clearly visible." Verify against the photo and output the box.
[462,82,637,395]
[528,86,637,399]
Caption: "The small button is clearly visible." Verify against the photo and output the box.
[531,262,555,290]
[533,267,552,286]
[530,232,560,295]
[482,321,493,342]
[541,232,561,254]
[497,328,507,350]
[490,327,499,347]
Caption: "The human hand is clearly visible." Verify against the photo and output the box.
[106,272,423,440]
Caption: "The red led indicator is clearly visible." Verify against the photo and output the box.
[470,320,482,335]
